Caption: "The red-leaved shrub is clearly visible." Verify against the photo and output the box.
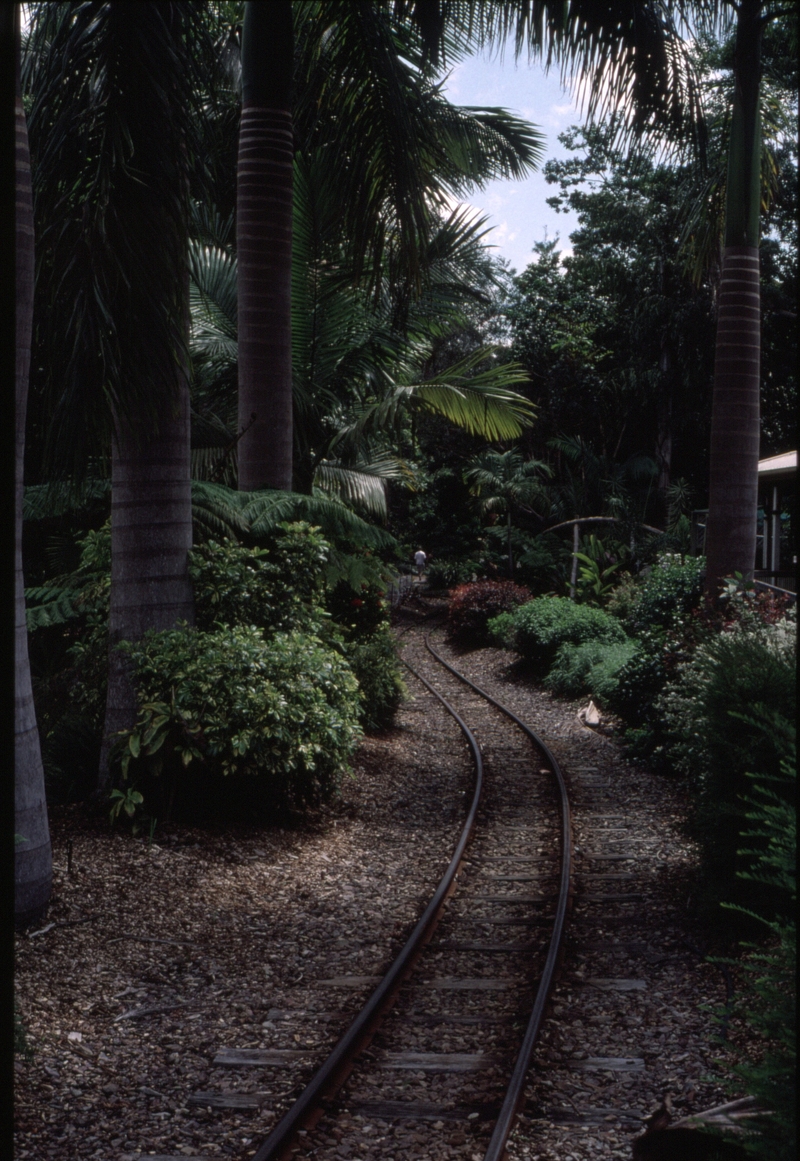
[448,580,532,642]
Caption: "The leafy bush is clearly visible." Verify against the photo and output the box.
[28,524,112,803]
[190,522,329,636]
[720,713,796,1160]
[603,628,670,729]
[546,637,639,701]
[326,579,389,639]
[346,625,406,733]
[571,534,625,605]
[513,532,564,594]
[486,610,516,648]
[427,558,479,590]
[656,610,796,914]
[116,623,361,817]
[626,552,705,632]
[504,595,626,668]
[448,579,532,642]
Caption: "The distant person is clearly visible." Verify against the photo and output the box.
[414,548,427,577]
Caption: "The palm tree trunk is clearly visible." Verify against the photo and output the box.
[237,0,294,492]
[98,381,195,791]
[15,9,52,926]
[704,0,763,598]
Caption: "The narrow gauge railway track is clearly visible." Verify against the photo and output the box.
[237,630,572,1161]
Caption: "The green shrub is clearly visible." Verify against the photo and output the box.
[626,552,705,632]
[546,637,639,701]
[346,625,406,733]
[721,713,796,1160]
[116,623,361,817]
[190,523,329,636]
[656,610,796,914]
[506,595,626,668]
[487,610,516,648]
[326,579,390,639]
[448,580,532,642]
[603,628,670,728]
[427,558,480,590]
[29,524,112,803]
[513,532,563,594]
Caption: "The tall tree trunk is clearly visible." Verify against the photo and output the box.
[98,381,194,791]
[656,337,672,503]
[237,0,294,492]
[704,0,763,598]
[15,7,52,926]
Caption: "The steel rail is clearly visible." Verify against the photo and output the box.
[251,656,484,1161]
[424,634,573,1161]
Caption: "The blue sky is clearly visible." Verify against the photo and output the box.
[441,47,585,274]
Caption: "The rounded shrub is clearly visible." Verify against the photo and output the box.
[189,523,330,637]
[656,610,796,914]
[627,553,705,632]
[546,637,640,702]
[508,595,626,668]
[448,580,532,643]
[116,623,361,816]
[326,579,389,639]
[346,625,407,733]
[603,629,670,728]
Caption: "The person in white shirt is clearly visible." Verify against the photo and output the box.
[414,548,427,576]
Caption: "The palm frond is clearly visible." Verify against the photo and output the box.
[408,349,535,440]
[25,0,215,478]
[240,488,397,551]
[23,478,111,521]
[313,454,412,521]
[190,479,250,542]
[25,586,80,632]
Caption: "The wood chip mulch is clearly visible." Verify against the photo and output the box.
[14,608,751,1161]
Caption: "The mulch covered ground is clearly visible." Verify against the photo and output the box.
[14,610,751,1161]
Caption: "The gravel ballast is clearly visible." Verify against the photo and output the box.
[14,611,748,1160]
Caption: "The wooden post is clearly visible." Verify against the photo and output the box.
[569,522,580,601]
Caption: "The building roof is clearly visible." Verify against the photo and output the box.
[758,451,796,479]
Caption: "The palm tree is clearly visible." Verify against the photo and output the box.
[450,1,791,596]
[235,0,543,492]
[236,0,294,491]
[14,3,52,927]
[701,0,793,596]
[189,189,538,509]
[25,2,212,789]
[465,448,551,575]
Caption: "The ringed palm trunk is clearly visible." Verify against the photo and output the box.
[237,0,294,491]
[15,11,52,926]
[704,0,763,598]
[98,380,195,790]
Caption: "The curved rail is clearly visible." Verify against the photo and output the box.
[251,658,484,1161]
[424,634,573,1161]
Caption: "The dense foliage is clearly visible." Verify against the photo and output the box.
[190,524,329,635]
[545,637,639,701]
[447,579,532,643]
[655,608,796,914]
[722,713,796,1161]
[492,595,625,670]
[116,624,361,817]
